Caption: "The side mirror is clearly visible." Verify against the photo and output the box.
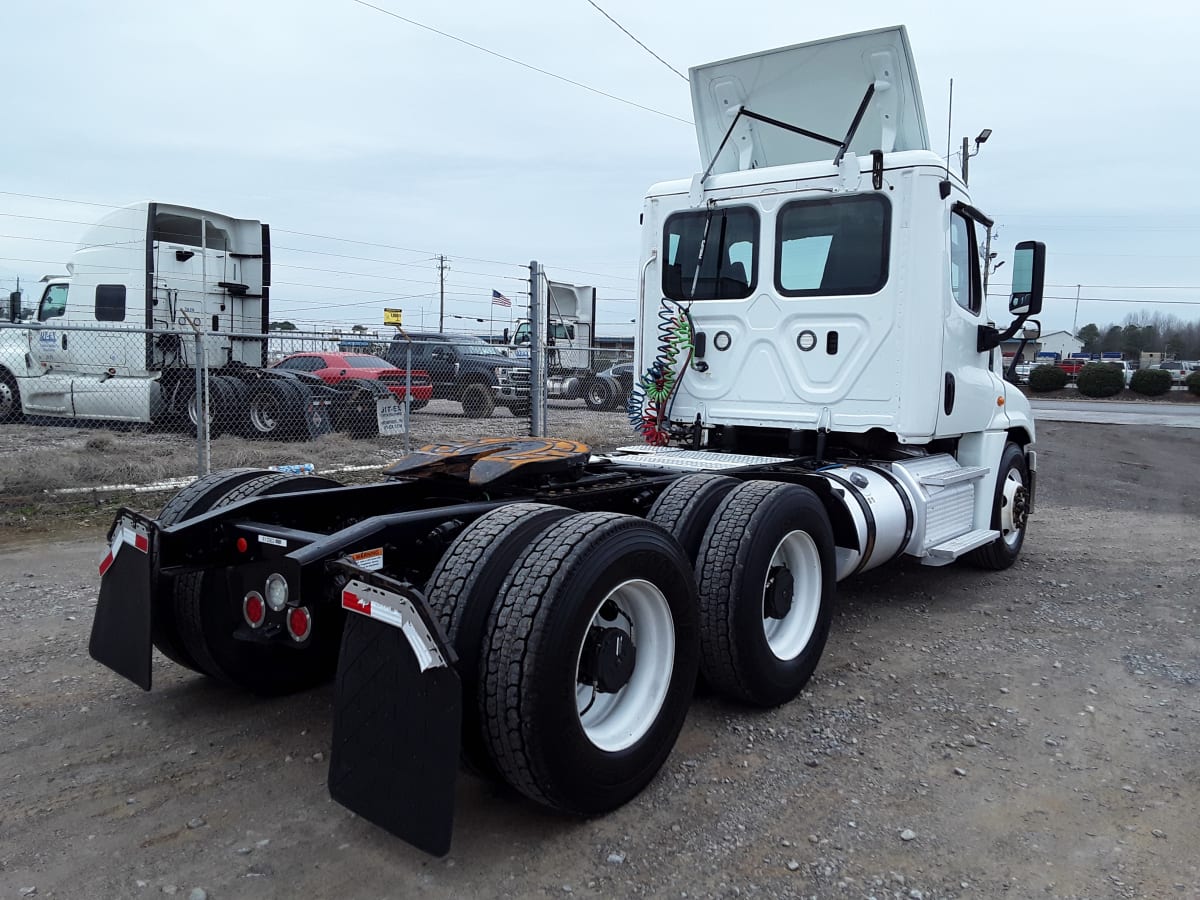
[502,328,510,343]
[7,292,19,323]
[1008,241,1046,317]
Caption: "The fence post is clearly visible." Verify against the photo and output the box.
[404,341,412,455]
[529,260,547,437]
[193,330,210,476]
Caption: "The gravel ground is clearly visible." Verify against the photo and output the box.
[0,421,1197,899]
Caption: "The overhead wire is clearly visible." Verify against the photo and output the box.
[346,0,692,125]
[582,0,688,81]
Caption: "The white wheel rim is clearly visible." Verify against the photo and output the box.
[999,467,1027,548]
[762,530,822,661]
[574,578,674,753]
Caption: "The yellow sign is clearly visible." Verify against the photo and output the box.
[383,308,403,326]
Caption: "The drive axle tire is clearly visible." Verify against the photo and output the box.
[424,503,574,777]
[460,383,495,419]
[152,468,273,672]
[173,471,344,694]
[695,481,835,708]
[0,369,22,423]
[967,442,1030,571]
[479,513,699,815]
[247,379,303,440]
[647,473,741,564]
[583,378,614,412]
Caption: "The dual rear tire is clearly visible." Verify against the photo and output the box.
[428,476,838,816]
[425,506,700,815]
[154,468,344,694]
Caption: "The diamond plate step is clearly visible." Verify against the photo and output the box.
[919,466,990,487]
[921,528,999,566]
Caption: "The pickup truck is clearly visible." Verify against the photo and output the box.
[385,332,529,418]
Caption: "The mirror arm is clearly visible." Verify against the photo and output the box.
[977,313,1029,354]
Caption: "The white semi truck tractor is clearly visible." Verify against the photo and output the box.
[506,280,635,410]
[0,201,394,436]
[88,26,1044,856]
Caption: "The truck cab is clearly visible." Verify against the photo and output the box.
[634,27,1038,461]
[14,202,268,422]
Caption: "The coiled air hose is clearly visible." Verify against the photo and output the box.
[627,299,694,446]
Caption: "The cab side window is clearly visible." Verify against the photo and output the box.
[38,283,69,322]
[950,213,982,314]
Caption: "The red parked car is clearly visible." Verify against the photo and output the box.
[273,352,433,409]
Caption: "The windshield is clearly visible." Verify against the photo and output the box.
[663,207,758,301]
[450,339,505,355]
[345,355,393,368]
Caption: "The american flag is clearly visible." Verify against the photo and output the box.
[492,289,512,308]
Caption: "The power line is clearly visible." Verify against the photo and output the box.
[583,0,688,81]
[345,0,692,125]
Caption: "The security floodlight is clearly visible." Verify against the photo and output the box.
[976,128,992,144]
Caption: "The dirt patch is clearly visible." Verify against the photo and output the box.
[0,422,1197,898]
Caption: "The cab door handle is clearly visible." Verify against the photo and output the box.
[61,334,68,350]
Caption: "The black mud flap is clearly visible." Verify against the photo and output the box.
[88,511,155,691]
[328,568,461,857]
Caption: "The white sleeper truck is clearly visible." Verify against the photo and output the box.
[0,202,395,437]
[507,281,635,410]
[88,27,1043,856]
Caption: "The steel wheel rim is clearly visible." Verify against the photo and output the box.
[587,383,606,405]
[762,530,822,661]
[251,394,280,431]
[0,381,14,418]
[186,393,210,427]
[1000,467,1027,548]
[574,578,674,753]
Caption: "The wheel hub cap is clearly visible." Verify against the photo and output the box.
[764,565,794,619]
[578,626,637,693]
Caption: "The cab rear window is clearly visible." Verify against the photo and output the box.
[775,195,890,296]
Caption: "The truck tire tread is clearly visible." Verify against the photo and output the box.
[696,480,835,707]
[479,512,699,814]
[424,503,574,776]
[646,473,741,563]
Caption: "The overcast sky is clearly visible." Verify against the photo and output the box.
[2,0,1198,338]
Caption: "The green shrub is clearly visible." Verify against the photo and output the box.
[1187,369,1200,396]
[1130,367,1172,396]
[1076,362,1124,397]
[1028,364,1067,392]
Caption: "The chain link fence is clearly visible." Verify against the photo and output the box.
[0,321,639,521]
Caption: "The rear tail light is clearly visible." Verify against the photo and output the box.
[287,607,312,642]
[265,573,289,611]
[243,591,266,629]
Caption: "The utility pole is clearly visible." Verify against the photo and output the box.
[1072,284,1080,336]
[437,255,448,333]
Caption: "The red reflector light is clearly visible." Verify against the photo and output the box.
[236,537,248,553]
[243,591,266,628]
[287,607,312,642]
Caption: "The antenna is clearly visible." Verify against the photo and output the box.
[939,78,954,199]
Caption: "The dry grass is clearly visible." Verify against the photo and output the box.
[0,401,636,529]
